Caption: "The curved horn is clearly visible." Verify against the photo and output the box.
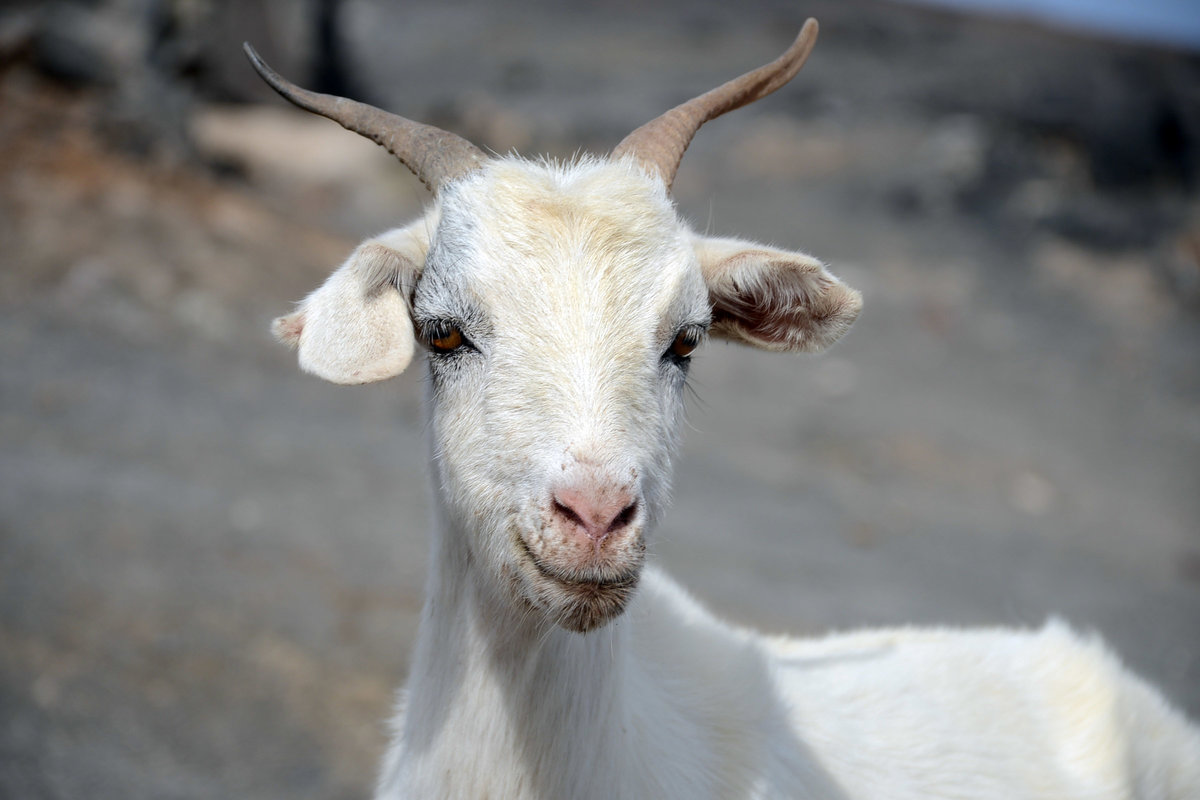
[612,18,819,191]
[243,43,486,193]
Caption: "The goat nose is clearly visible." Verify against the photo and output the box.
[552,485,639,544]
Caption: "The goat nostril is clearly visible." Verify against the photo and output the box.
[608,500,638,533]
[552,490,639,543]
[553,499,587,530]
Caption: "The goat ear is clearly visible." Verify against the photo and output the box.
[693,235,862,352]
[273,224,428,384]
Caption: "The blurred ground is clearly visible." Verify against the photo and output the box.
[1,1,1198,798]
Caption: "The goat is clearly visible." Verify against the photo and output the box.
[245,19,1200,800]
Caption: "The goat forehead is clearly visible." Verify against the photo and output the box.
[434,158,700,335]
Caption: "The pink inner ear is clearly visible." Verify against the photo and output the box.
[272,312,306,347]
[710,262,860,352]
[711,268,812,347]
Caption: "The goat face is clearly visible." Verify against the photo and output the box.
[273,157,861,632]
[417,159,705,632]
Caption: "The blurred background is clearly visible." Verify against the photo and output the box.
[1,0,1197,797]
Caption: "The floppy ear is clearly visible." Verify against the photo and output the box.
[273,220,430,384]
[693,235,862,352]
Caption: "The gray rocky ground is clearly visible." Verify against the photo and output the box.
[1,1,1198,797]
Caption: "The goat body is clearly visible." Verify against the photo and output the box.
[250,23,1200,800]
[381,563,1198,798]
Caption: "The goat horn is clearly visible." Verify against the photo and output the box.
[612,18,819,191]
[243,43,487,193]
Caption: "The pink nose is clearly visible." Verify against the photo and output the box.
[552,484,639,545]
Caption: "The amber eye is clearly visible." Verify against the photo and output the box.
[669,330,698,359]
[429,327,464,353]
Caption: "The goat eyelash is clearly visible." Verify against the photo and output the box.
[421,319,474,356]
[663,324,707,367]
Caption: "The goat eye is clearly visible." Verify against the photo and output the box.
[669,330,698,359]
[428,326,465,353]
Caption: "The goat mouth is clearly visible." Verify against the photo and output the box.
[516,533,642,589]
[514,534,643,633]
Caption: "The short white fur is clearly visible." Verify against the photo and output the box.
[274,153,1199,799]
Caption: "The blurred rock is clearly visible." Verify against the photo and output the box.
[1167,210,1200,304]
[189,104,423,235]
[1,0,360,163]
[729,117,852,180]
[191,106,382,185]
[29,3,137,87]
[1034,238,1175,330]
[888,114,987,216]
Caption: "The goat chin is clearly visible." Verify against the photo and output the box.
[517,548,644,634]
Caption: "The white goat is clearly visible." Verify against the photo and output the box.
[246,20,1200,800]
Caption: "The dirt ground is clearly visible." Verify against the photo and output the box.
[2,1,1198,798]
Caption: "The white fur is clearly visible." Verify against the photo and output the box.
[379,566,1200,799]
[273,156,1200,799]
